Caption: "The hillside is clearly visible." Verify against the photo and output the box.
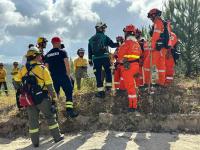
[0,77,200,139]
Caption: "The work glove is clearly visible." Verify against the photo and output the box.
[122,58,130,70]
[70,76,75,88]
[16,89,23,110]
[50,100,57,114]
[155,39,163,51]
[134,72,140,78]
[113,54,118,59]
[89,60,93,66]
[114,62,119,70]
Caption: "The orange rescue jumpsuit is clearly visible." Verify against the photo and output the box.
[114,48,125,90]
[135,39,152,87]
[165,32,178,84]
[118,37,142,109]
[150,17,167,85]
[142,41,152,85]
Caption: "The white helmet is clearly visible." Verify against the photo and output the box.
[29,46,40,51]
[95,21,107,28]
[26,46,41,57]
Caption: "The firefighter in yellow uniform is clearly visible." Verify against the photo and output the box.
[11,62,20,90]
[14,47,63,147]
[74,48,88,90]
[0,63,8,96]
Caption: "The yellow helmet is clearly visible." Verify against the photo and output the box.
[37,37,48,44]
[26,47,41,57]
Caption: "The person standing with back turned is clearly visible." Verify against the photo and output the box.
[88,22,119,98]
[14,47,64,148]
[45,37,78,118]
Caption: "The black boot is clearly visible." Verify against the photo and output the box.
[95,91,105,98]
[65,109,79,118]
[105,86,111,92]
[54,134,64,143]
[33,143,39,148]
[128,108,136,112]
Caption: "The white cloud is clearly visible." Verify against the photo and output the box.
[0,0,120,45]
[0,0,170,63]
[126,0,168,20]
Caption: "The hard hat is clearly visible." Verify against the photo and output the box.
[51,37,62,43]
[95,21,107,29]
[147,8,162,18]
[37,37,48,44]
[77,48,85,55]
[26,47,41,57]
[13,62,19,65]
[28,44,34,49]
[123,24,136,33]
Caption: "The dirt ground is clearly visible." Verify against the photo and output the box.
[0,78,200,150]
[0,131,200,150]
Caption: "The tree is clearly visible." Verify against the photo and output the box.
[163,0,200,76]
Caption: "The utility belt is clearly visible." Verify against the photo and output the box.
[92,53,109,60]
[77,66,87,69]
[156,38,170,51]
[120,59,139,70]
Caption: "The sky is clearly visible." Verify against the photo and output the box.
[0,0,167,63]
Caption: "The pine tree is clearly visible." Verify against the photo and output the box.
[163,0,200,76]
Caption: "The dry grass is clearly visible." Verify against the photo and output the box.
[0,90,16,110]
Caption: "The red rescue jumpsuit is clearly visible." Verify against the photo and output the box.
[165,32,178,85]
[114,48,125,90]
[142,41,152,85]
[118,37,142,109]
[151,17,167,85]
[135,40,152,86]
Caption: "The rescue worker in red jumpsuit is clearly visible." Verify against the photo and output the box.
[117,24,142,112]
[165,32,178,85]
[135,29,145,87]
[113,36,125,91]
[147,8,168,87]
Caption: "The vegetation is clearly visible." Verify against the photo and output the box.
[163,0,200,76]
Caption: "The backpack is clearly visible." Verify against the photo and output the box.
[19,63,45,107]
[155,20,171,50]
[89,34,108,56]
[171,43,181,64]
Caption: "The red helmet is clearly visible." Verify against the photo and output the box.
[123,24,136,33]
[147,8,162,18]
[51,37,62,43]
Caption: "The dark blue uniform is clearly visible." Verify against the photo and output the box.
[45,48,73,109]
[88,32,118,96]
